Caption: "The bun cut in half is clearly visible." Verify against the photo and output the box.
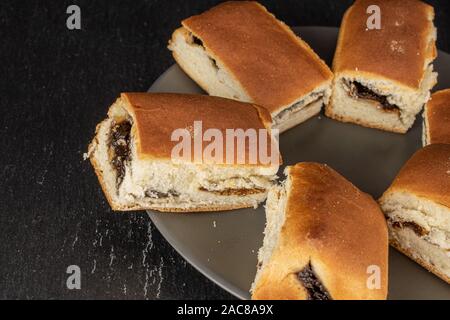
[326,0,437,133]
[423,89,450,146]
[252,163,389,300]
[87,93,280,212]
[169,1,333,133]
[380,144,450,284]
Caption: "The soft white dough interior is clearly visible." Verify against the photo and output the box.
[328,65,437,133]
[271,85,331,132]
[422,106,431,146]
[390,227,450,279]
[251,178,289,292]
[169,28,251,102]
[169,27,332,133]
[89,100,278,211]
[120,157,276,208]
[380,191,450,278]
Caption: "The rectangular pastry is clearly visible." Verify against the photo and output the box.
[423,89,450,145]
[168,1,333,133]
[87,93,280,212]
[252,163,388,300]
[326,0,437,133]
[380,144,450,284]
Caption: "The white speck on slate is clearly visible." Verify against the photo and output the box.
[142,222,154,266]
[36,168,47,185]
[72,231,79,250]
[91,259,97,274]
[109,246,116,267]
[156,257,164,299]
[142,256,164,299]
[141,221,166,299]
[144,272,149,299]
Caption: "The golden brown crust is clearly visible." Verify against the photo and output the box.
[252,163,389,300]
[390,239,450,284]
[87,93,278,212]
[120,92,278,166]
[334,0,436,89]
[425,89,450,144]
[89,148,121,210]
[181,1,333,113]
[383,144,450,208]
[113,201,259,213]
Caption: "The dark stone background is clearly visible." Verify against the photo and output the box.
[0,0,448,300]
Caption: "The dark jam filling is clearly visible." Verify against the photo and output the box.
[191,34,218,69]
[391,220,429,237]
[274,92,324,123]
[110,120,132,188]
[145,190,179,199]
[192,35,203,47]
[347,81,399,112]
[199,187,265,196]
[297,263,332,300]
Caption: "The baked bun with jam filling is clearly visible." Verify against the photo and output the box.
[168,1,333,133]
[326,0,437,133]
[423,89,450,146]
[87,93,280,212]
[380,144,450,284]
[252,163,388,300]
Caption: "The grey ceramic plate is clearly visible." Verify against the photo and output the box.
[148,26,450,299]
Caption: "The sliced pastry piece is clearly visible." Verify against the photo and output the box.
[326,0,437,133]
[423,89,450,145]
[169,1,333,133]
[87,93,280,212]
[380,144,450,283]
[252,163,388,300]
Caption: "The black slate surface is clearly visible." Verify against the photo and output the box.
[0,0,449,300]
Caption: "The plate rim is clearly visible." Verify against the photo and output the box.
[147,25,450,300]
